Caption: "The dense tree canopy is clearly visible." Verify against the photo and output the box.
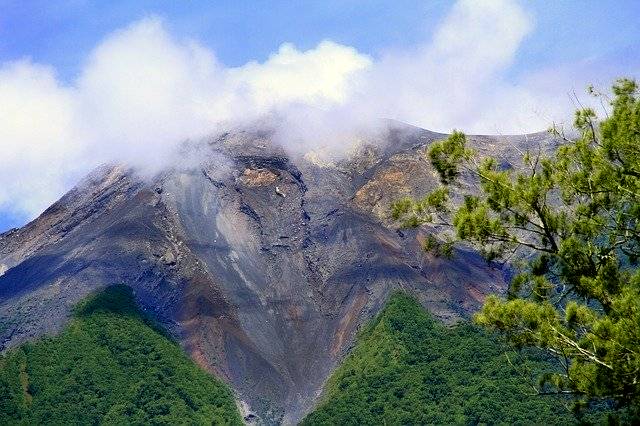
[0,285,242,425]
[392,79,640,418]
[303,293,591,425]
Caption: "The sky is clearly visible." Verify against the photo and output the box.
[0,0,639,231]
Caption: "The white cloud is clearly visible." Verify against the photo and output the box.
[0,61,82,216]
[75,17,226,173]
[356,0,541,133]
[74,18,372,172]
[228,41,372,110]
[0,0,622,220]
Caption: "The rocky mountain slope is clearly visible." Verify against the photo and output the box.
[0,122,553,424]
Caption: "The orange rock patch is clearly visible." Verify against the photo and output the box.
[239,168,279,187]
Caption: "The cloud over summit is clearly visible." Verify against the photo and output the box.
[0,0,618,220]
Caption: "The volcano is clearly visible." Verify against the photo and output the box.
[0,122,554,424]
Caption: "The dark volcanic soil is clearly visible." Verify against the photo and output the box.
[0,123,552,424]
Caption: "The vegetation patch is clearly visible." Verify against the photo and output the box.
[303,292,607,425]
[0,285,242,425]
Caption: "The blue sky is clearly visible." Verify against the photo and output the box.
[1,0,639,232]
[3,1,639,83]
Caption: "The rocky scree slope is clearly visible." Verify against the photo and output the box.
[0,123,554,424]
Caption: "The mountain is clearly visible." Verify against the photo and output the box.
[0,122,555,424]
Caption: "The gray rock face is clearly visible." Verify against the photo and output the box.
[0,123,545,424]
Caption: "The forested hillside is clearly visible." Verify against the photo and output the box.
[304,293,607,425]
[0,285,242,425]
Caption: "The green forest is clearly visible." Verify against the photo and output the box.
[0,287,621,425]
[303,292,609,425]
[0,285,242,425]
